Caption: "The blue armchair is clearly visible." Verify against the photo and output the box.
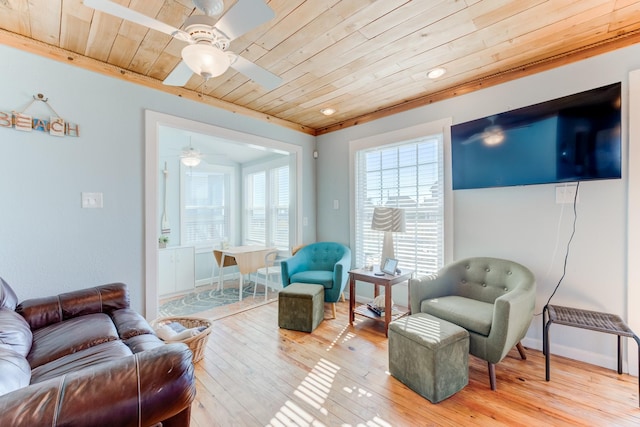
[281,242,351,318]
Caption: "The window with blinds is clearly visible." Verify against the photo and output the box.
[245,162,289,249]
[181,165,232,246]
[354,134,444,275]
[246,171,266,244]
[270,165,289,249]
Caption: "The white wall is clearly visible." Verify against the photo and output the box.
[0,45,316,314]
[317,44,640,374]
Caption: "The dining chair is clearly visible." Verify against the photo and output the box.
[253,250,281,300]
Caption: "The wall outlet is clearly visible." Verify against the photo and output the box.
[555,184,579,204]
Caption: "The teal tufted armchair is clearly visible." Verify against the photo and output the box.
[281,242,351,318]
[409,257,536,390]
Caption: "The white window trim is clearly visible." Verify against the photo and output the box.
[348,118,454,269]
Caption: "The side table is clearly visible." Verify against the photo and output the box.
[543,304,640,407]
[348,268,413,337]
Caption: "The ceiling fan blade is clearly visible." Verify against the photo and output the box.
[231,55,282,90]
[163,61,194,86]
[83,0,184,39]
[215,0,275,41]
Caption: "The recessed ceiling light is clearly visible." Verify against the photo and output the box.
[320,108,336,116]
[427,67,446,79]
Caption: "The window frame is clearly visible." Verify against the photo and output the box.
[242,156,292,250]
[349,119,454,274]
[179,162,236,248]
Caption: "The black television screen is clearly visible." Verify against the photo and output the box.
[451,83,622,190]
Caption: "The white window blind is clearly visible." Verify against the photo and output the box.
[182,167,230,246]
[246,171,266,244]
[355,135,444,275]
[245,163,290,249]
[271,165,289,249]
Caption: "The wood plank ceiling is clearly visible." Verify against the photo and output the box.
[2,0,640,136]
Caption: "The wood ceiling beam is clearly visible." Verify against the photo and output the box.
[0,29,315,136]
[4,25,640,137]
[315,28,640,136]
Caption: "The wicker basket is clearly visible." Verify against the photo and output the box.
[151,316,212,363]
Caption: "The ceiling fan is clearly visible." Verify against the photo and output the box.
[83,0,282,90]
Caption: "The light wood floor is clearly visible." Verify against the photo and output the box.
[190,300,640,426]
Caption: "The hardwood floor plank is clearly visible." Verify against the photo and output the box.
[190,300,640,426]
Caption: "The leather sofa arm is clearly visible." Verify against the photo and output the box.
[0,343,195,427]
[16,283,130,331]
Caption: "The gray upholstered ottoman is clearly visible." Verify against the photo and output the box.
[278,283,324,332]
[389,313,469,403]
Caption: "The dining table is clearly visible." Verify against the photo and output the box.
[213,245,276,301]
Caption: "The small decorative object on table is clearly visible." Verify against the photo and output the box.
[158,236,169,248]
[151,316,212,363]
[381,258,399,275]
[367,294,393,316]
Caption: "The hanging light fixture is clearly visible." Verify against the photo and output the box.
[181,140,202,167]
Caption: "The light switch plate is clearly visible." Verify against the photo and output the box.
[82,192,103,208]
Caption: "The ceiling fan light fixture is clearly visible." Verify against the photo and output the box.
[427,67,446,79]
[181,43,231,80]
[193,0,224,16]
[483,126,505,146]
[181,147,202,167]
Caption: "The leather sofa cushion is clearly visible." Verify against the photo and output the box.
[421,296,494,336]
[124,334,165,353]
[0,277,18,310]
[28,313,118,368]
[0,348,30,396]
[17,283,129,331]
[111,308,155,340]
[290,271,333,288]
[31,340,133,384]
[0,308,32,357]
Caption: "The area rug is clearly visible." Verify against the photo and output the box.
[159,284,275,317]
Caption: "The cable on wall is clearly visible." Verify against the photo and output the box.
[544,181,580,309]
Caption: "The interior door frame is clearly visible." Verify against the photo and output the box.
[144,110,302,318]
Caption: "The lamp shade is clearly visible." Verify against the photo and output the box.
[371,207,406,233]
[181,44,231,80]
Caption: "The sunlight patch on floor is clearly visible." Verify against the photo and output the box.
[326,323,353,352]
[267,358,341,426]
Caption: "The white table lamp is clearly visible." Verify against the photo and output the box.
[371,207,406,268]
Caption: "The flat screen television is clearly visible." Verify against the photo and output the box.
[451,82,622,190]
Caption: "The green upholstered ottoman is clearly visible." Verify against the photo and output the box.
[389,313,469,403]
[278,283,324,332]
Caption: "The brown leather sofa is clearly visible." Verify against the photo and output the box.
[0,278,195,426]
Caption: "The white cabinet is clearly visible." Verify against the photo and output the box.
[159,246,195,296]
